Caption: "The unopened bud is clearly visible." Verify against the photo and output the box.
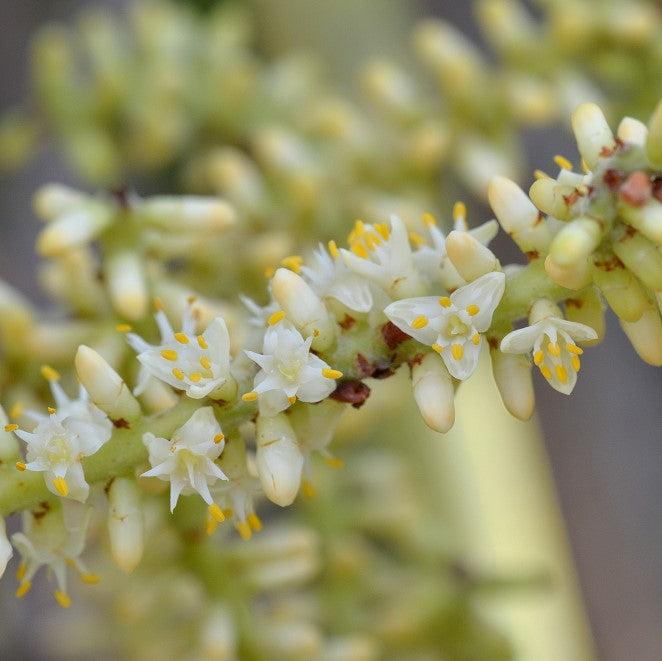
[248,555,319,592]
[445,230,499,281]
[528,176,576,220]
[619,200,662,246]
[564,288,604,345]
[256,413,303,507]
[411,353,455,433]
[617,116,648,147]
[611,225,662,291]
[646,100,662,166]
[75,345,141,420]
[362,60,417,119]
[544,254,592,290]
[105,250,148,321]
[491,350,534,421]
[138,377,179,414]
[33,184,85,221]
[200,605,236,660]
[271,268,335,350]
[620,306,662,366]
[139,196,236,233]
[108,477,144,574]
[592,257,649,322]
[571,102,615,169]
[550,216,603,266]
[0,518,12,579]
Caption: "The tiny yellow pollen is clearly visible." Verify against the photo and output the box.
[161,349,178,361]
[174,332,189,344]
[313,328,320,337]
[409,231,426,247]
[571,355,581,372]
[554,154,573,171]
[200,356,212,370]
[287,395,297,404]
[9,402,23,419]
[47,407,56,415]
[115,323,132,333]
[422,211,437,227]
[471,333,480,346]
[15,461,26,472]
[438,296,452,308]
[328,240,340,259]
[197,335,208,349]
[53,477,69,497]
[466,304,480,316]
[374,223,390,240]
[268,310,286,326]
[325,456,345,469]
[16,562,26,581]
[153,297,164,311]
[281,255,303,273]
[213,433,225,444]
[533,350,544,366]
[431,343,444,354]
[247,512,262,532]
[189,372,202,383]
[567,343,583,355]
[172,367,185,381]
[302,480,316,499]
[541,365,552,379]
[4,423,19,432]
[40,365,60,382]
[208,503,225,523]
[242,391,258,402]
[236,521,252,541]
[556,365,568,383]
[547,341,561,357]
[351,242,369,259]
[411,315,428,329]
[452,201,467,222]
[322,368,343,379]
[533,169,550,180]
[15,580,31,599]
[264,266,275,279]
[54,590,71,608]
[81,573,100,585]
[451,344,464,361]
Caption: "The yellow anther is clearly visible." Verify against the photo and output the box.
[431,343,443,354]
[81,573,100,585]
[364,233,380,250]
[41,365,60,382]
[571,355,581,372]
[174,332,189,344]
[47,407,56,415]
[453,201,467,222]
[328,240,339,259]
[200,356,212,370]
[54,590,71,608]
[15,580,31,598]
[264,266,275,279]
[15,461,26,472]
[409,231,426,247]
[197,335,208,349]
[53,477,69,497]
[302,480,316,499]
[374,223,390,240]
[208,503,225,523]
[281,255,303,273]
[206,517,219,536]
[237,521,252,541]
[313,328,320,337]
[242,391,258,402]
[422,211,437,227]
[9,402,23,419]
[411,315,428,329]
[439,296,452,308]
[533,350,544,366]
[533,169,550,180]
[223,508,234,519]
[287,395,297,404]
[555,365,568,383]
[471,333,480,346]
[466,304,480,316]
[213,433,225,444]
[16,562,26,581]
[4,423,19,432]
[566,344,583,355]
[322,368,343,379]
[540,365,552,379]
[325,456,345,469]
[351,242,369,258]
[161,349,178,361]
[115,323,132,333]
[172,367,185,381]
[554,154,573,171]
[189,372,202,382]
[547,341,561,357]
[268,310,286,326]
[247,512,262,532]
[451,344,464,360]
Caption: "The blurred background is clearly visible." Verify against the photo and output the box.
[0,1,660,659]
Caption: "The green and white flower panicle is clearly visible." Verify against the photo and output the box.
[501,299,598,395]
[141,407,228,521]
[384,271,505,380]
[127,306,236,400]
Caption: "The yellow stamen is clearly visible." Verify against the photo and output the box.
[302,480,316,499]
[16,562,26,581]
[451,344,464,361]
[41,365,60,382]
[161,349,178,361]
[287,395,297,404]
[466,304,479,316]
[81,573,100,585]
[9,402,23,419]
[556,365,568,383]
[189,372,202,382]
[237,521,252,541]
[452,201,466,222]
[153,297,164,311]
[554,154,573,171]
[322,368,343,379]
[197,335,208,349]
[431,343,443,354]
[213,433,224,444]
[374,223,390,240]
[268,310,285,326]
[223,508,234,519]
[541,365,552,379]
[53,477,69,497]
[200,356,212,370]
[47,407,56,415]
[547,341,561,357]
[571,355,581,372]
[242,391,258,402]
[15,580,31,598]
[172,367,185,381]
[409,231,425,247]
[264,266,275,279]
[533,169,550,180]
[325,456,345,469]
[115,323,132,333]
[351,242,368,258]
[422,211,437,227]
[471,333,480,346]
[174,332,189,344]
[438,296,452,308]
[4,423,18,432]
[206,517,219,536]
[208,503,225,523]
[533,350,544,366]
[328,240,339,259]
[411,315,428,329]
[566,343,583,355]
[281,255,303,273]
[15,461,26,472]
[247,512,262,532]
[54,590,71,608]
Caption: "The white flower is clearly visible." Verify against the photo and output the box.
[243,320,341,417]
[500,307,597,395]
[300,242,373,312]
[128,307,235,400]
[239,294,280,328]
[384,271,505,380]
[141,407,228,516]
[340,216,424,299]
[11,505,96,608]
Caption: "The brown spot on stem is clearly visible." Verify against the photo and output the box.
[381,321,410,350]
[339,314,356,331]
[603,169,622,190]
[619,171,652,207]
[112,418,130,429]
[331,380,371,408]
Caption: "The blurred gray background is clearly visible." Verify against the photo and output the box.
[1,1,661,659]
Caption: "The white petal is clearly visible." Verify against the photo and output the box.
[500,323,543,354]
[442,338,481,380]
[383,296,444,346]
[450,271,505,332]
[327,276,373,312]
[469,219,499,246]
[552,318,598,342]
[204,317,231,371]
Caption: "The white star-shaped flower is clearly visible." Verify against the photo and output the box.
[384,271,506,380]
[128,307,235,400]
[500,311,597,395]
[141,407,228,517]
[243,320,341,417]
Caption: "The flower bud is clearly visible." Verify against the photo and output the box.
[256,413,303,507]
[488,176,551,255]
[620,306,662,366]
[105,250,148,321]
[592,257,649,322]
[0,279,33,357]
[571,102,615,169]
[619,200,662,246]
[646,100,662,166]
[411,353,455,433]
[138,377,179,414]
[362,60,417,120]
[139,196,237,233]
[544,254,592,290]
[75,345,141,420]
[445,230,499,281]
[0,518,12,579]
[107,477,144,574]
[550,216,603,266]
[564,288,604,345]
[617,116,648,146]
[270,268,335,351]
[528,176,575,220]
[33,184,85,221]
[200,605,236,660]
[247,555,319,592]
[490,350,534,421]
[611,225,662,291]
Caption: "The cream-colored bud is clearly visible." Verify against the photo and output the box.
[411,353,455,433]
[592,258,649,322]
[206,147,266,214]
[139,196,236,233]
[646,100,662,166]
[256,413,303,507]
[564,287,604,345]
[544,254,592,290]
[75,345,141,420]
[138,378,179,414]
[200,605,236,660]
[362,60,417,118]
[248,555,319,592]
[528,177,576,221]
[28,321,93,362]
[105,250,148,321]
[445,230,499,281]
[619,200,662,246]
[36,202,114,256]
[620,306,662,366]
[457,137,519,199]
[529,298,563,325]
[611,225,662,291]
[0,518,12,579]
[108,477,144,574]
[33,184,85,221]
[0,280,34,357]
[550,216,603,266]
[617,116,648,147]
[571,102,615,169]
[271,268,335,351]
[491,350,534,421]
[488,176,551,254]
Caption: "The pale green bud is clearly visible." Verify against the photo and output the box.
[108,477,144,574]
[646,100,662,166]
[620,306,662,366]
[490,350,534,421]
[411,353,455,433]
[592,255,651,322]
[550,217,603,267]
[611,225,662,291]
[571,102,615,169]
